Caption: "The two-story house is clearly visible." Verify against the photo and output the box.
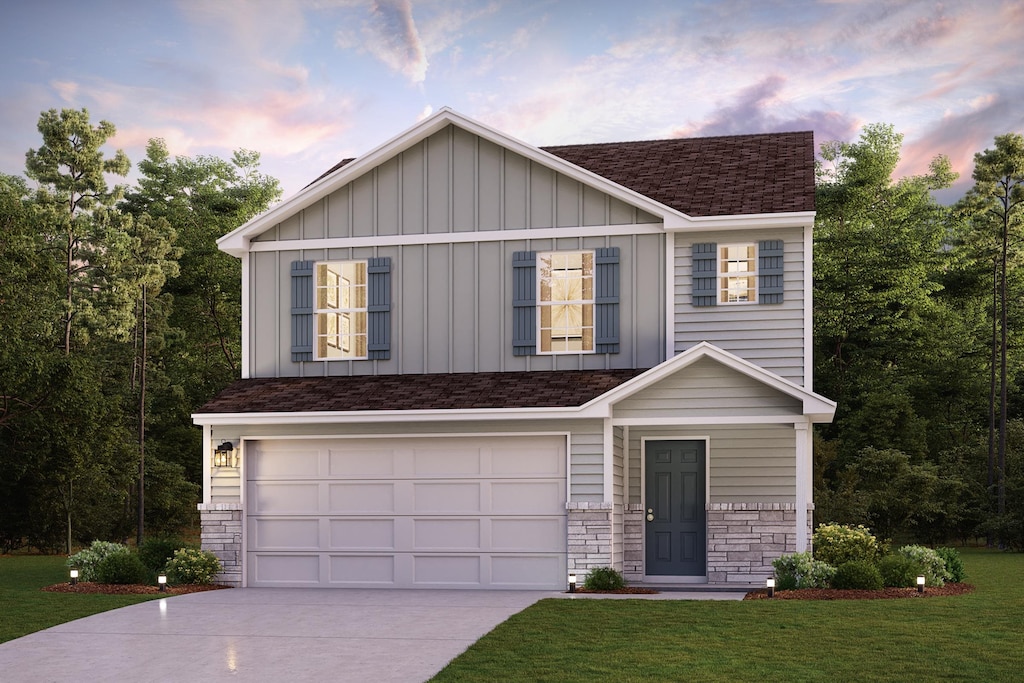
[193,108,836,590]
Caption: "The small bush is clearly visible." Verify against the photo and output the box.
[165,548,222,585]
[583,567,626,591]
[878,554,921,588]
[813,524,882,566]
[935,547,966,583]
[894,545,948,587]
[138,537,189,573]
[772,552,835,590]
[67,541,131,582]
[831,560,884,590]
[94,552,151,585]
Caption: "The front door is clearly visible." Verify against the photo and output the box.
[645,440,707,576]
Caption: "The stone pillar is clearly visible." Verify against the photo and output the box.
[566,502,612,581]
[706,503,813,585]
[622,504,644,580]
[198,503,243,587]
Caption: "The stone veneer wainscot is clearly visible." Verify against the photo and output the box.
[198,503,242,587]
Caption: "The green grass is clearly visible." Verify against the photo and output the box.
[0,555,161,644]
[431,549,1024,682]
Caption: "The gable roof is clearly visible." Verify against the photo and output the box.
[196,369,646,414]
[217,108,815,257]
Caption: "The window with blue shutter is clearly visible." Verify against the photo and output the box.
[758,240,785,304]
[511,251,537,356]
[367,257,391,359]
[290,261,314,362]
[594,247,620,353]
[692,243,717,306]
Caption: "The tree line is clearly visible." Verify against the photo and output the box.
[0,109,1020,552]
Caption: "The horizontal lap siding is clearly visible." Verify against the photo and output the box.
[205,419,605,503]
[674,228,805,385]
[626,425,796,504]
[246,125,666,378]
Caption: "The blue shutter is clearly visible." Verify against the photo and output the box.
[692,243,717,307]
[290,260,314,362]
[367,257,391,360]
[594,247,620,353]
[512,251,537,356]
[758,240,785,304]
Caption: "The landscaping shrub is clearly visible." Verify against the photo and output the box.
[94,552,151,585]
[165,548,222,585]
[878,554,921,588]
[936,547,966,583]
[138,537,189,573]
[894,545,949,587]
[831,560,884,590]
[583,567,626,591]
[813,523,882,566]
[772,552,835,590]
[66,541,131,582]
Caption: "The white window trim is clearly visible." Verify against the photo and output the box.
[718,243,758,305]
[536,250,596,355]
[314,260,369,361]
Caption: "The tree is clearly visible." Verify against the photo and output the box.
[956,133,1024,517]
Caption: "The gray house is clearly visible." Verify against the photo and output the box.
[193,108,835,590]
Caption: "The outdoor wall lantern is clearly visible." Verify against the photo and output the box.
[158,574,168,592]
[917,575,926,593]
[766,577,775,598]
[568,573,577,593]
[214,441,239,468]
[69,568,79,586]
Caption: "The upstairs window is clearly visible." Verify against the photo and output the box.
[719,244,757,304]
[539,251,595,353]
[316,261,367,358]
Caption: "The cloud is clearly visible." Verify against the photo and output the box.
[349,0,428,83]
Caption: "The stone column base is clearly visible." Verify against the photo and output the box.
[622,504,644,580]
[566,502,612,581]
[706,502,814,584]
[198,503,243,587]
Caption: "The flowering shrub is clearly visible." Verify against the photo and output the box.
[165,548,222,585]
[772,552,835,590]
[812,524,882,566]
[935,547,965,583]
[894,545,949,587]
[66,541,131,582]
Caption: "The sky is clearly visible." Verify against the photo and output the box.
[1,0,1022,204]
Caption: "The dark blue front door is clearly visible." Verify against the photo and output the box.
[645,440,707,576]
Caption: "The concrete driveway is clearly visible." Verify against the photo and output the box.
[0,588,555,683]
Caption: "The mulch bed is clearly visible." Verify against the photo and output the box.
[743,583,975,600]
[42,582,232,595]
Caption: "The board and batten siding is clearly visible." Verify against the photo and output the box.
[612,357,802,421]
[249,233,665,378]
[674,228,805,385]
[627,425,797,504]
[207,419,607,504]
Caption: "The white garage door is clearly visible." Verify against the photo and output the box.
[245,436,567,589]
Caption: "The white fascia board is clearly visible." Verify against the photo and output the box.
[612,415,803,426]
[664,211,815,232]
[586,341,836,422]
[247,222,665,253]
[192,403,611,427]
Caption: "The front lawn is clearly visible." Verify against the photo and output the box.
[0,555,161,644]
[431,549,1023,682]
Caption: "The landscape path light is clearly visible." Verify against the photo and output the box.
[568,573,577,593]
[766,577,775,598]
[69,568,79,586]
[917,575,925,593]
[158,574,168,592]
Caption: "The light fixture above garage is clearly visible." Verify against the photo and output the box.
[213,441,238,468]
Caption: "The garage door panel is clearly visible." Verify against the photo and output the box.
[250,449,321,478]
[413,447,483,476]
[329,483,395,513]
[491,518,564,551]
[412,482,482,513]
[250,518,321,550]
[490,481,563,514]
[329,519,395,550]
[252,554,321,584]
[328,447,397,477]
[329,555,396,584]
[414,519,481,550]
[414,555,481,585]
[491,555,563,587]
[251,482,321,514]
[491,446,565,476]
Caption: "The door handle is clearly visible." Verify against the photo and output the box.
[646,508,654,522]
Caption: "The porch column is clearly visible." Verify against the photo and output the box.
[794,420,811,551]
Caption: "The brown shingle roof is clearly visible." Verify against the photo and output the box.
[308,131,815,216]
[541,132,815,216]
[198,369,646,414]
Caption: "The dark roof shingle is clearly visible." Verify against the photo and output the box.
[198,369,646,414]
